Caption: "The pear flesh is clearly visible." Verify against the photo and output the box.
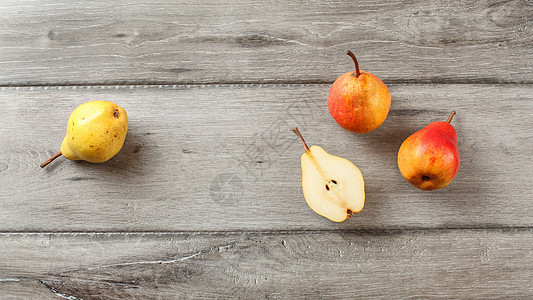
[294,128,365,222]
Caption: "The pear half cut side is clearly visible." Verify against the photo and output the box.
[293,128,365,222]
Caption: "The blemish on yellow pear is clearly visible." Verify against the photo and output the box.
[293,128,365,222]
[41,101,128,168]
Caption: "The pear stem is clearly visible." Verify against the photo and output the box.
[40,151,62,168]
[346,50,360,78]
[292,127,310,152]
[446,110,456,123]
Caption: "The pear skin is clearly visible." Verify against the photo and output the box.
[398,111,460,190]
[328,51,391,133]
[41,101,128,167]
[293,128,365,222]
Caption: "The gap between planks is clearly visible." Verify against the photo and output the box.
[0,226,532,236]
[1,80,533,89]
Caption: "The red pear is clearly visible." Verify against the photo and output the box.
[328,50,391,133]
[398,111,460,190]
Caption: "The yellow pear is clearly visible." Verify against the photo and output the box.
[293,128,365,222]
[41,101,128,168]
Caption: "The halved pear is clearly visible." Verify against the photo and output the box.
[293,128,365,222]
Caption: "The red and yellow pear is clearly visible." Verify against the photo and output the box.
[397,111,460,190]
[328,51,391,133]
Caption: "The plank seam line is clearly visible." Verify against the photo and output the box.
[1,227,532,236]
[0,81,531,90]
[0,83,330,90]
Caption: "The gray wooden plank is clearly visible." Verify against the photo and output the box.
[0,84,531,231]
[1,230,532,298]
[1,0,532,85]
[0,280,57,300]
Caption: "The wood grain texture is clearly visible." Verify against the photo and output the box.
[1,1,531,297]
[1,230,532,299]
[0,280,57,300]
[1,0,532,85]
[0,84,531,231]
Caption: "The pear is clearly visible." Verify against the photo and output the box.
[40,101,128,168]
[328,50,391,133]
[293,128,365,222]
[397,111,460,190]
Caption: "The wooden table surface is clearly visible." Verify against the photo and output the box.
[1,1,532,298]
